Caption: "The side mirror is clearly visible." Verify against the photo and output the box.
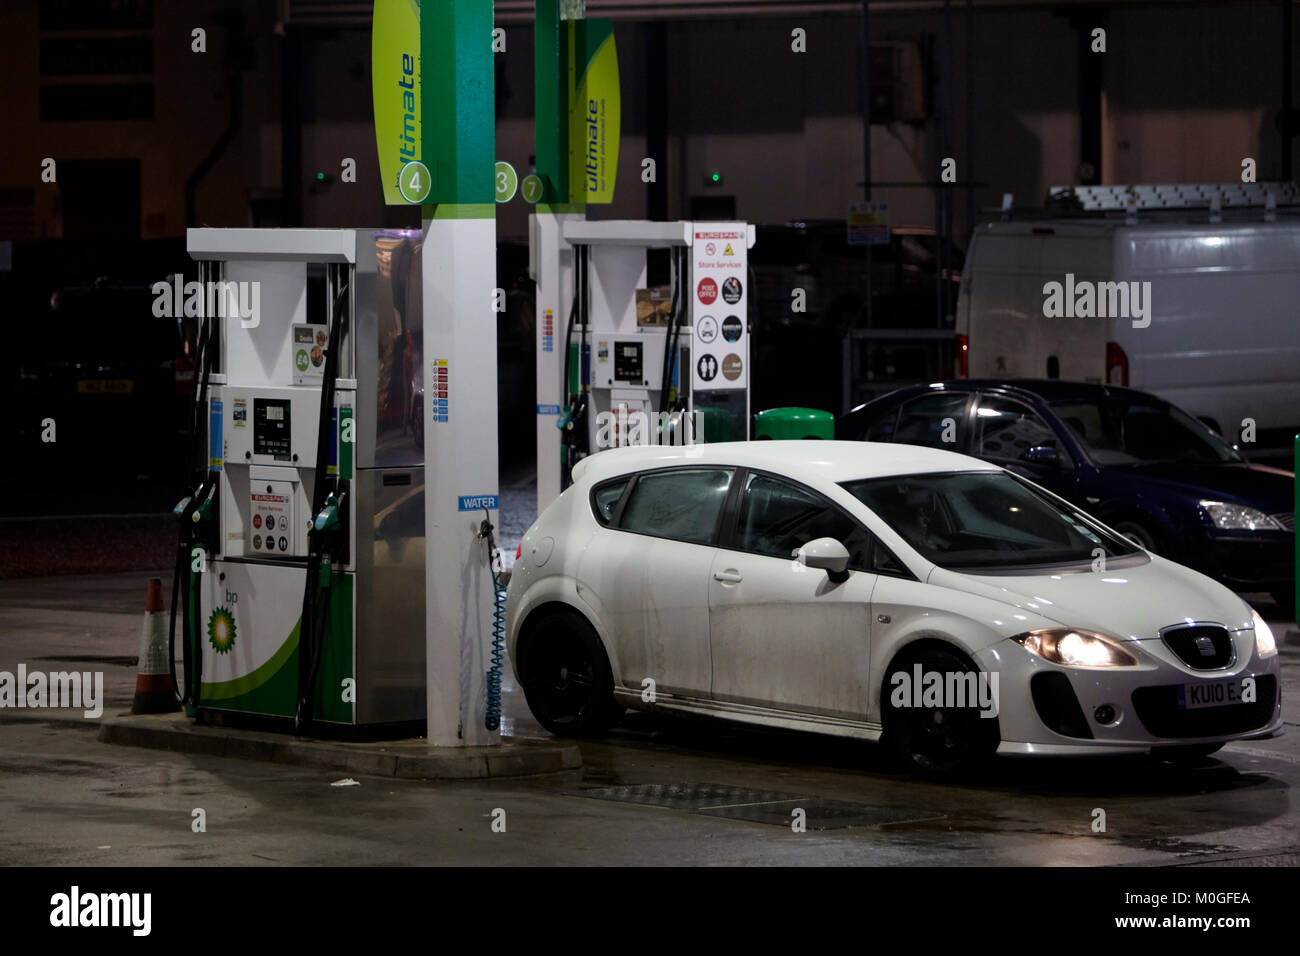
[794,537,851,583]
[1022,444,1061,468]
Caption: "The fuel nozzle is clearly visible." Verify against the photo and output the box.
[191,489,215,525]
[309,483,350,566]
[314,492,342,533]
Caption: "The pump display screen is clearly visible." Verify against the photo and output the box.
[254,399,292,460]
[614,341,644,384]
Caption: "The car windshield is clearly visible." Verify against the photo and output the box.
[841,471,1139,571]
[1050,398,1241,465]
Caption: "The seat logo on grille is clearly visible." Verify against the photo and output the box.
[1194,635,1217,657]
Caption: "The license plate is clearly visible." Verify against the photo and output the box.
[1177,678,1247,710]
[77,379,134,394]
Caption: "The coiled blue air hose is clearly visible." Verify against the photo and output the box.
[485,565,507,732]
[480,508,507,733]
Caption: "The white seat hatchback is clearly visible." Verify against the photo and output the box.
[506,441,1282,775]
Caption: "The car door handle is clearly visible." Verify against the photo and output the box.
[713,569,743,584]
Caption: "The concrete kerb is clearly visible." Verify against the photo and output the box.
[97,712,582,779]
[0,709,581,780]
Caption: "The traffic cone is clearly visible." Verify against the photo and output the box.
[132,578,179,714]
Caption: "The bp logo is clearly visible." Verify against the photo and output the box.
[208,607,237,655]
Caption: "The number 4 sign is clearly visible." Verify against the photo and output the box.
[399,160,431,204]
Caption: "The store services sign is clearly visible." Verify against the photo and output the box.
[691,224,750,392]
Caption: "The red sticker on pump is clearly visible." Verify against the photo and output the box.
[697,277,718,305]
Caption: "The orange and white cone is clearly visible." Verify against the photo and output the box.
[132,578,179,714]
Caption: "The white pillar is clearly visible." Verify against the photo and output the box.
[532,212,579,514]
[422,214,500,748]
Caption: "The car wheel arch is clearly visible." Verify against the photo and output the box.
[515,600,625,689]
[1103,505,1174,550]
[877,635,988,712]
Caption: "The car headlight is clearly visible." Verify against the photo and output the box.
[1252,608,1278,659]
[1014,628,1139,667]
[1199,500,1285,531]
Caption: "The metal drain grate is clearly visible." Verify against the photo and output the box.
[570,782,944,830]
[699,798,945,830]
[572,782,804,811]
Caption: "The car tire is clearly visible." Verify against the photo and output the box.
[1111,520,1159,554]
[518,609,622,738]
[882,647,1000,779]
[1151,743,1224,764]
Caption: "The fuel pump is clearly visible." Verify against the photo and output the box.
[534,219,756,501]
[172,228,428,736]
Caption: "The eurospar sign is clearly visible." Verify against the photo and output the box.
[691,226,749,391]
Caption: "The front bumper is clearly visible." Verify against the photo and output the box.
[976,630,1283,756]
[1188,532,1294,592]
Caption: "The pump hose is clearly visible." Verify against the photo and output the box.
[296,282,350,733]
[659,245,685,418]
[559,246,589,488]
[170,296,218,707]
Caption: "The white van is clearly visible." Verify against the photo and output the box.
[956,211,1300,450]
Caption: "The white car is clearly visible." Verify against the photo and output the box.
[506,441,1282,775]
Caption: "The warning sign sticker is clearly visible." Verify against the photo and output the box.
[432,359,449,424]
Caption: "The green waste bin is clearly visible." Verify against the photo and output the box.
[754,407,834,441]
[696,406,736,443]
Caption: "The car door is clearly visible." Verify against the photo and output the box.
[708,471,876,720]
[973,393,1076,497]
[581,467,734,699]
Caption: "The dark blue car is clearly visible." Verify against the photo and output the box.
[837,380,1296,613]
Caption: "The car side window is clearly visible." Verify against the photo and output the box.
[863,406,899,442]
[976,396,1058,465]
[892,392,967,449]
[871,541,907,576]
[618,469,733,546]
[735,473,874,570]
[591,478,630,525]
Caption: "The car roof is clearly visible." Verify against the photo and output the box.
[572,440,1000,486]
[855,379,1164,408]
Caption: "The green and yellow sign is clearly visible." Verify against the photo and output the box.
[371,0,422,206]
[534,2,621,207]
[372,0,493,209]
[567,19,619,204]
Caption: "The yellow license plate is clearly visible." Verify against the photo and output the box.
[76,379,134,394]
